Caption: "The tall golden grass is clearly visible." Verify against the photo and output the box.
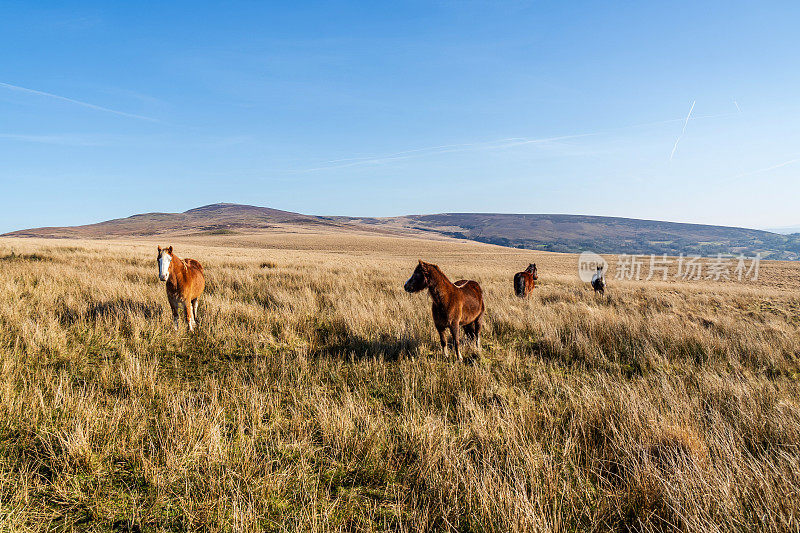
[1,236,799,532]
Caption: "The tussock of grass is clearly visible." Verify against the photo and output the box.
[0,238,799,531]
[0,252,52,262]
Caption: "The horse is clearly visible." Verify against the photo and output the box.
[404,260,485,361]
[591,265,606,295]
[513,263,538,297]
[157,246,205,332]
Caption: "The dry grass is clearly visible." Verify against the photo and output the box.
[1,235,800,532]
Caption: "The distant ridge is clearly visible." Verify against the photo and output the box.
[5,203,800,259]
[383,213,800,259]
[765,225,800,235]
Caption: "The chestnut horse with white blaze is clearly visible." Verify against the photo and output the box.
[513,263,538,297]
[404,260,484,361]
[157,246,205,332]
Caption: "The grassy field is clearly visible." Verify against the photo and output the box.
[1,234,800,531]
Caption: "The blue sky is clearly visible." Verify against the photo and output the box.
[2,1,800,233]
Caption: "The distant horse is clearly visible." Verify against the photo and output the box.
[404,260,485,361]
[157,246,205,332]
[513,263,538,297]
[591,265,606,295]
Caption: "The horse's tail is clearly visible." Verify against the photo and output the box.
[514,273,525,297]
[463,322,476,340]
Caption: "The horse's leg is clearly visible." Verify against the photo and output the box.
[473,318,482,350]
[450,324,461,362]
[192,299,199,324]
[184,301,195,332]
[437,327,448,357]
[169,301,180,331]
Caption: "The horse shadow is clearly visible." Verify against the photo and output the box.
[58,299,162,326]
[87,300,162,321]
[319,335,483,364]
[316,333,422,362]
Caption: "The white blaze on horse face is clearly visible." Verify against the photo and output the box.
[158,253,172,281]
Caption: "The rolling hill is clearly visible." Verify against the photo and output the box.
[2,204,341,239]
[6,203,800,259]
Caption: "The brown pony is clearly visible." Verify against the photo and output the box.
[404,260,484,361]
[157,246,205,332]
[513,263,538,297]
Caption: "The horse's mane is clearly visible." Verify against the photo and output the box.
[185,258,204,272]
[169,252,203,275]
[422,262,456,290]
[425,262,449,280]
[425,263,443,275]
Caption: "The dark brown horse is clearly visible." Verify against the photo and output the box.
[404,260,484,361]
[513,263,538,297]
[591,265,606,295]
[157,246,205,332]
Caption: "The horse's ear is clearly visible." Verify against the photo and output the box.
[157,245,161,252]
[168,246,173,254]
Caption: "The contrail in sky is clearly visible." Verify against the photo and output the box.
[300,106,731,173]
[733,99,741,112]
[670,99,696,160]
[0,81,158,122]
[297,133,597,172]
[734,157,800,179]
[680,101,696,134]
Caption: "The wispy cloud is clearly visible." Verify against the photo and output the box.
[0,81,159,122]
[669,99,696,160]
[0,132,251,148]
[0,133,109,146]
